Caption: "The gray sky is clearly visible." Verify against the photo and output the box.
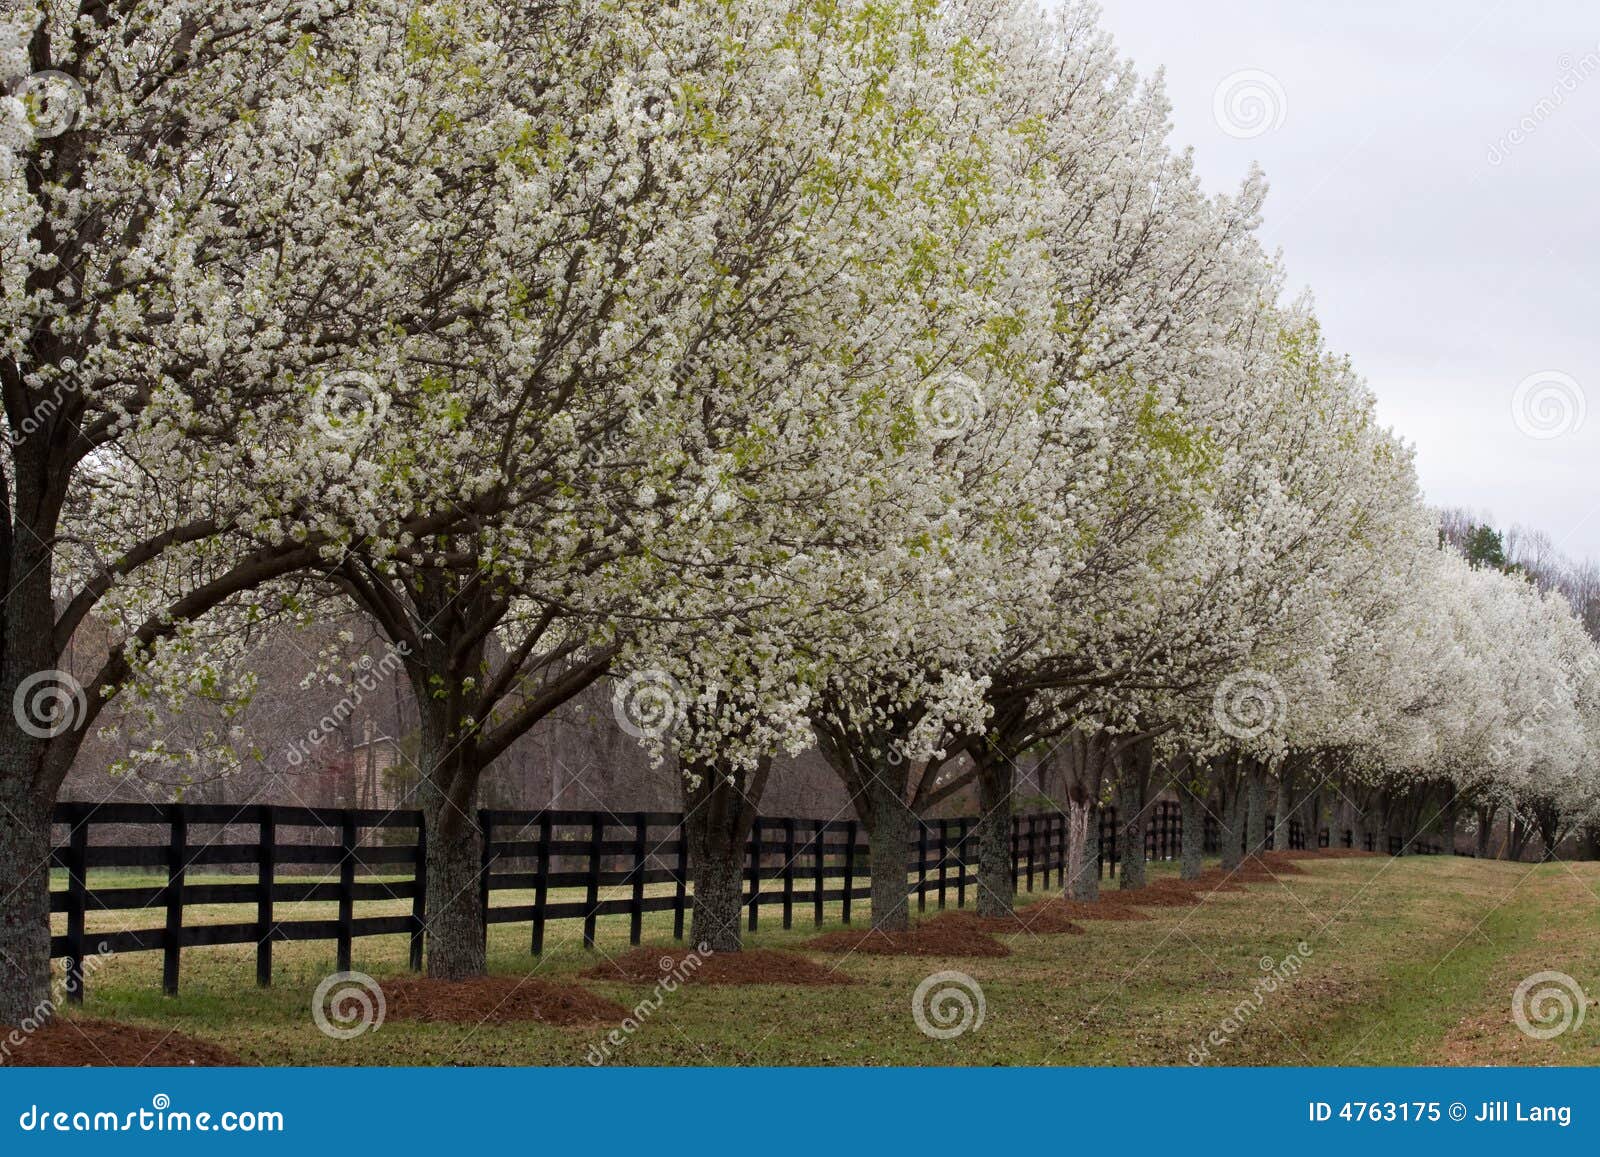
[1094,0,1600,563]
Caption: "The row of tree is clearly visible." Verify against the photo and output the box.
[4,0,1595,1023]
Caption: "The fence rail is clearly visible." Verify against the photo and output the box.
[46,799,1413,1000]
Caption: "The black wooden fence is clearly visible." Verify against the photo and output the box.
[45,798,1389,1000]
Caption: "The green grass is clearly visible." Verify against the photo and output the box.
[42,855,1600,1066]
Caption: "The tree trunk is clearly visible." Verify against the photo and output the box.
[1220,786,1245,870]
[974,758,1015,917]
[1117,773,1146,890]
[861,771,912,931]
[0,790,53,1027]
[1440,795,1458,855]
[1246,763,1267,855]
[420,774,485,980]
[1273,765,1297,851]
[1179,786,1204,880]
[1475,805,1495,857]
[682,757,767,952]
[688,844,744,951]
[1069,805,1101,900]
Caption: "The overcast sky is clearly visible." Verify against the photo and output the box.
[1092,0,1599,564]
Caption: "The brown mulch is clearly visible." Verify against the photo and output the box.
[1035,896,1154,921]
[382,975,628,1025]
[803,922,1012,958]
[1176,872,1248,893]
[922,907,1086,936]
[0,1019,241,1067]
[1118,883,1204,907]
[583,947,853,986]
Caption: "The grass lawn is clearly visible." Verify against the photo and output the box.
[39,854,1600,1065]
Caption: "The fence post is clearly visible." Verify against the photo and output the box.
[477,809,495,954]
[338,813,357,972]
[937,821,949,910]
[257,806,277,986]
[1026,815,1037,893]
[747,817,762,933]
[812,822,825,927]
[1056,814,1066,888]
[532,812,551,955]
[409,811,426,971]
[842,821,856,924]
[163,806,187,997]
[672,817,687,941]
[782,816,796,929]
[1010,816,1020,894]
[917,822,929,912]
[63,803,88,1005]
[629,815,647,946]
[957,819,970,908]
[583,814,602,949]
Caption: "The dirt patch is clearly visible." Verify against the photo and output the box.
[803,922,1012,958]
[923,907,1086,935]
[583,947,852,986]
[383,975,627,1026]
[0,1019,241,1067]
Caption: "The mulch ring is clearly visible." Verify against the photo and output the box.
[1,1019,241,1067]
[382,975,628,1025]
[1032,896,1153,921]
[1239,854,1309,877]
[1116,882,1204,907]
[583,947,853,987]
[1178,872,1248,893]
[921,907,1086,936]
[803,922,1012,958]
